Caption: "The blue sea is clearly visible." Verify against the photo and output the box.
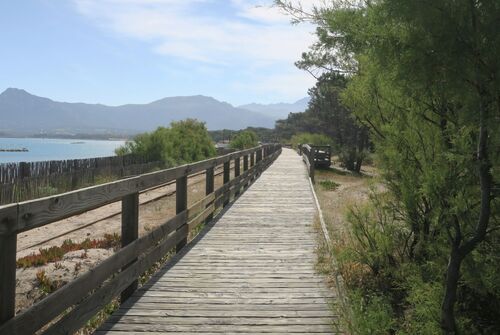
[0,138,126,163]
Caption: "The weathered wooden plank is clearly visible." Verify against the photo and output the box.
[0,232,16,326]
[188,203,215,231]
[187,193,215,220]
[99,323,334,333]
[121,192,139,303]
[175,175,188,252]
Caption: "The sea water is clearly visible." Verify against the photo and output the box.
[0,138,126,163]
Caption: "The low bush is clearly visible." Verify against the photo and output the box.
[17,234,120,268]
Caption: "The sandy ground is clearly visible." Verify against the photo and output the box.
[314,163,380,239]
[15,166,227,314]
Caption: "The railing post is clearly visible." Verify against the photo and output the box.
[176,174,188,252]
[223,160,230,207]
[234,156,241,197]
[0,232,17,325]
[243,154,249,171]
[120,192,139,303]
[250,151,255,167]
[205,166,214,223]
[309,148,315,184]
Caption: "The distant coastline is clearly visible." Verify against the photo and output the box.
[0,138,126,163]
[0,134,131,141]
[0,147,28,152]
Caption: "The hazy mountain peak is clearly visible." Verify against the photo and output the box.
[1,87,31,98]
[238,97,310,119]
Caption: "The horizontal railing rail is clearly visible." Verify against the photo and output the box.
[0,143,282,335]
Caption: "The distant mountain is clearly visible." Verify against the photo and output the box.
[0,88,275,136]
[238,97,310,120]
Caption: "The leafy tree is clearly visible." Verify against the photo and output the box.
[229,130,259,149]
[277,0,500,333]
[116,119,216,166]
[275,67,369,172]
[289,132,332,148]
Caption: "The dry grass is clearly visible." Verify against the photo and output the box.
[313,161,381,333]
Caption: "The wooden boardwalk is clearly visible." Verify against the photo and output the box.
[96,148,336,334]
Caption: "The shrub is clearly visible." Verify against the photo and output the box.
[230,130,258,149]
[319,180,340,191]
[116,119,216,166]
[290,132,333,148]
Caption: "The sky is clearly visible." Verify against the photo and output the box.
[0,0,319,106]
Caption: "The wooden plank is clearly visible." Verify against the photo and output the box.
[0,232,16,325]
[222,160,230,207]
[188,204,215,231]
[175,176,188,252]
[187,193,215,220]
[0,204,17,235]
[205,167,214,224]
[121,192,139,303]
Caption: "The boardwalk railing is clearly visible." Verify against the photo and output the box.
[299,144,332,183]
[299,144,315,183]
[0,144,281,335]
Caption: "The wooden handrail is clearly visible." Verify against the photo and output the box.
[0,144,282,335]
[299,144,315,183]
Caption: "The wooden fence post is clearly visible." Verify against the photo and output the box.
[309,148,315,184]
[120,192,139,303]
[243,155,249,188]
[243,155,249,171]
[250,152,255,167]
[176,175,188,252]
[0,232,17,326]
[223,161,230,207]
[205,167,214,223]
[234,156,241,197]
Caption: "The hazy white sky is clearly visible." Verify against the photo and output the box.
[0,0,321,106]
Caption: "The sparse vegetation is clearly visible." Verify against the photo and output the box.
[36,270,64,295]
[17,234,120,268]
[319,180,339,191]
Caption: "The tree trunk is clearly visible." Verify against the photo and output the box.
[441,246,462,334]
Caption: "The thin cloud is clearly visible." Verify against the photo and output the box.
[72,0,320,101]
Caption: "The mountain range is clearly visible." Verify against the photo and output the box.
[238,97,309,119]
[0,88,309,136]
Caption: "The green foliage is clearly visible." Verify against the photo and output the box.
[210,127,276,143]
[347,290,395,335]
[36,270,62,294]
[229,130,258,149]
[276,72,370,172]
[290,132,332,148]
[278,0,500,332]
[116,119,216,166]
[319,180,339,191]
